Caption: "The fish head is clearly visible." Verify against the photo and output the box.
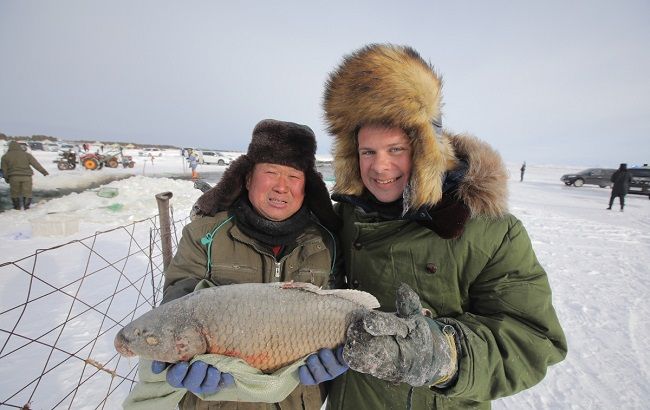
[114,313,207,363]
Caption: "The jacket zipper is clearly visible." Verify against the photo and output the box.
[274,261,281,279]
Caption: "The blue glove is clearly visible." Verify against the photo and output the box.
[151,360,235,395]
[298,346,349,385]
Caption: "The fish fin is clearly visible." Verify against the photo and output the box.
[282,282,380,309]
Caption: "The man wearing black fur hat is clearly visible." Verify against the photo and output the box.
[302,44,567,409]
[154,119,342,410]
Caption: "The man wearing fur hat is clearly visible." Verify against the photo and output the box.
[153,119,343,410]
[304,44,567,409]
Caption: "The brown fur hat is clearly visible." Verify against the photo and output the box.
[323,44,458,210]
[194,119,340,231]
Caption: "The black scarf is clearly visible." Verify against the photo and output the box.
[230,196,312,246]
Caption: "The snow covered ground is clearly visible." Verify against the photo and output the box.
[1,149,649,408]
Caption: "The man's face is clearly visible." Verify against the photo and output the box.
[247,163,306,221]
[358,125,412,203]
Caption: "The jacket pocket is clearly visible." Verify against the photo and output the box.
[210,263,263,285]
[292,268,330,287]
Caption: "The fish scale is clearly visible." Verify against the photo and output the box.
[114,282,379,372]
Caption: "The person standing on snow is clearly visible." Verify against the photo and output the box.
[520,161,526,181]
[299,44,567,409]
[1,141,49,210]
[149,119,342,410]
[607,163,632,211]
[187,149,200,179]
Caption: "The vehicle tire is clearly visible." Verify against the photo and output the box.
[564,182,572,186]
[107,159,118,168]
[57,162,67,170]
[70,163,76,170]
[218,159,225,166]
[573,178,584,187]
[83,158,99,170]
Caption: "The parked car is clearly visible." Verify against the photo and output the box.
[628,166,650,198]
[42,142,60,152]
[138,147,163,157]
[58,143,77,152]
[561,168,615,187]
[200,150,230,165]
[28,141,44,151]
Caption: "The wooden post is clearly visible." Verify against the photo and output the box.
[155,191,174,270]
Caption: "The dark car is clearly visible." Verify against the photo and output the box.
[561,168,616,187]
[628,167,650,198]
[28,141,44,151]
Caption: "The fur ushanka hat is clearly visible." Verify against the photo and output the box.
[194,119,340,232]
[324,44,459,211]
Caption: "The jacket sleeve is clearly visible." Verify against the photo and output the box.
[161,222,210,304]
[1,157,7,179]
[435,216,567,401]
[28,154,48,175]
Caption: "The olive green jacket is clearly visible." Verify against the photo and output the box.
[326,134,567,409]
[162,210,338,410]
[1,141,48,180]
[326,204,567,409]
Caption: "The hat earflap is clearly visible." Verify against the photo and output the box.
[194,155,254,216]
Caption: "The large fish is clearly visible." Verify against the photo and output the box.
[114,282,379,372]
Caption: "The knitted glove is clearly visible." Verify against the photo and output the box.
[343,283,458,386]
[152,360,234,395]
[298,346,349,385]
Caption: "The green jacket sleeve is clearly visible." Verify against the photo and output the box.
[161,222,210,304]
[436,216,567,401]
[28,154,48,175]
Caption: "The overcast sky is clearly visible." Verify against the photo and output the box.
[1,0,648,166]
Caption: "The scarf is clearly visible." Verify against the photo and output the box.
[231,196,312,246]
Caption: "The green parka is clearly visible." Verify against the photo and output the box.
[162,210,338,410]
[326,135,567,410]
[1,141,48,179]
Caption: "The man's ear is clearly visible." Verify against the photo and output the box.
[245,170,252,191]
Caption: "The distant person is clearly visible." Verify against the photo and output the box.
[520,161,526,182]
[607,163,632,211]
[1,141,49,210]
[149,152,155,165]
[187,149,199,179]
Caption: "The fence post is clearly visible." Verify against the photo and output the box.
[155,192,174,270]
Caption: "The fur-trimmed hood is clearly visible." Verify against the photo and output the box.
[449,133,508,218]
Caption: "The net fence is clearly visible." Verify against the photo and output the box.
[0,211,190,409]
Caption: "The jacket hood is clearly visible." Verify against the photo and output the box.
[450,133,509,218]
[333,132,508,220]
[8,141,22,151]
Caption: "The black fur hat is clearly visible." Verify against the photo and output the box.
[193,119,340,232]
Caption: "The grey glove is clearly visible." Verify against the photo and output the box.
[343,283,458,386]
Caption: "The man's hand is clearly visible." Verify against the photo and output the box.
[151,360,235,395]
[298,346,349,385]
[343,284,458,387]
